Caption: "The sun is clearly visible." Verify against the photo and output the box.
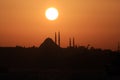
[45,7,59,21]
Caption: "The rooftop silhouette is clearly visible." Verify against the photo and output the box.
[0,34,120,80]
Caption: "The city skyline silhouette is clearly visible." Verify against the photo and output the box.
[0,0,120,79]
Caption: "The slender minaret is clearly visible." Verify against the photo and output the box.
[69,38,71,47]
[55,32,57,44]
[58,32,60,47]
[73,37,75,48]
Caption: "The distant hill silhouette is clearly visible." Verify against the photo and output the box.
[39,38,60,49]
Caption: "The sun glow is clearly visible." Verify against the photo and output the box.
[45,7,59,21]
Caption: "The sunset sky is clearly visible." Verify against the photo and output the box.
[0,0,120,50]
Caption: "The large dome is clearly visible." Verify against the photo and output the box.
[39,38,60,49]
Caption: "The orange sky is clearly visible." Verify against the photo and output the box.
[0,0,120,50]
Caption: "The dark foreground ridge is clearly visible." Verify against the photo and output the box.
[0,38,120,80]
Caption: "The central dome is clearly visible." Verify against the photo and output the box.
[39,38,60,49]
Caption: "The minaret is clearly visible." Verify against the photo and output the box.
[55,32,57,44]
[58,32,60,47]
[73,37,75,48]
[69,38,71,47]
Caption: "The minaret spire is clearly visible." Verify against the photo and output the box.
[73,37,75,48]
[69,38,71,47]
[55,32,57,44]
[58,31,60,47]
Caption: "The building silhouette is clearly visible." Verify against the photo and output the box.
[39,38,59,49]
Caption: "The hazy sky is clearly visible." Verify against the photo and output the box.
[0,0,120,50]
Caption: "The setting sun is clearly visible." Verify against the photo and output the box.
[0,0,120,50]
[45,7,59,21]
